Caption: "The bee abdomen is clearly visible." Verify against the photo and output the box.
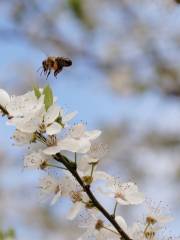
[56,57,72,67]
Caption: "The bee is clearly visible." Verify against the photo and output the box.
[38,56,72,79]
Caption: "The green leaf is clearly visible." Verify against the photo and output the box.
[7,229,15,238]
[0,231,4,240]
[56,115,65,128]
[33,85,41,99]
[68,0,83,19]
[67,0,93,28]
[43,85,53,111]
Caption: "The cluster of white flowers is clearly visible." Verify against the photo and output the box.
[0,86,175,240]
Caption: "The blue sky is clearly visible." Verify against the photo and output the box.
[0,2,180,239]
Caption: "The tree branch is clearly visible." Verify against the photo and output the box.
[54,153,133,240]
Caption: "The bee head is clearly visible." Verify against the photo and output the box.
[65,58,72,66]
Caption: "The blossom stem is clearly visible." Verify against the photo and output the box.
[102,226,119,236]
[75,152,77,167]
[144,223,150,235]
[46,163,68,170]
[54,153,133,240]
[90,164,95,178]
[112,201,118,218]
[35,132,47,144]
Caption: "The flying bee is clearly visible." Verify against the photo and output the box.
[38,56,72,79]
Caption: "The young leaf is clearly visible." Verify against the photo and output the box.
[33,85,41,99]
[43,85,53,111]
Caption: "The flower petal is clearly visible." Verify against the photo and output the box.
[126,191,145,205]
[61,137,91,153]
[43,143,62,155]
[115,216,128,232]
[63,111,78,123]
[0,89,10,108]
[51,190,62,205]
[85,130,101,140]
[93,171,112,181]
[46,122,62,135]
[44,104,60,125]
[67,202,83,220]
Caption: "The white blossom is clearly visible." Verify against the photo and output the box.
[6,91,44,133]
[6,91,44,120]
[78,143,107,170]
[67,191,89,220]
[6,90,63,135]
[101,177,144,205]
[65,123,101,153]
[43,123,101,155]
[39,174,80,206]
[130,222,160,240]
[39,175,62,205]
[77,157,111,184]
[61,173,91,220]
[78,214,119,240]
[24,150,49,170]
[145,201,173,226]
[13,130,35,145]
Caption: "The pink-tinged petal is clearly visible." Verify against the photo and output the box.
[15,117,41,133]
[46,122,62,135]
[43,144,62,155]
[51,191,62,205]
[0,89,10,107]
[97,187,114,198]
[156,215,174,224]
[93,171,112,181]
[67,202,83,220]
[61,137,91,153]
[63,111,78,123]
[60,138,79,152]
[115,216,128,232]
[85,130,101,140]
[44,104,60,125]
[116,198,129,205]
[77,138,91,153]
[123,182,138,194]
[126,192,145,205]
[70,123,85,139]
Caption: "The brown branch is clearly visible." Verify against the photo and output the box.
[54,153,133,240]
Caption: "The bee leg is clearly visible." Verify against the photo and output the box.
[46,70,51,80]
[40,69,44,76]
[54,70,58,78]
[54,67,62,78]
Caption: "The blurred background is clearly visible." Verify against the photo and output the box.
[0,0,180,239]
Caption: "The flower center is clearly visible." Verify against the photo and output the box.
[115,192,126,201]
[46,135,57,146]
[146,216,157,225]
[40,160,48,170]
[95,220,104,231]
[55,185,61,195]
[70,191,82,203]
[70,124,85,139]
[144,230,155,239]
